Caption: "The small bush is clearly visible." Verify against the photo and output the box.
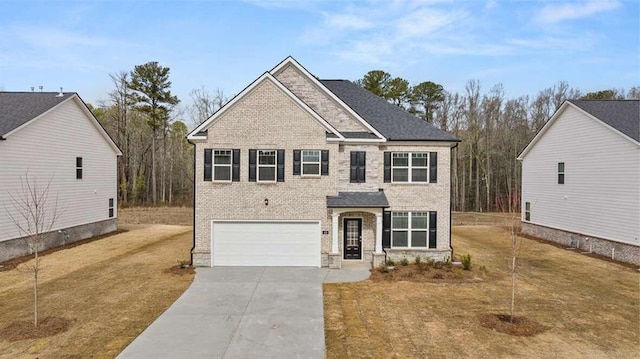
[378,262,389,273]
[425,258,435,267]
[434,261,445,269]
[461,254,472,270]
[400,257,409,266]
[414,255,421,265]
[177,259,189,268]
[386,258,396,266]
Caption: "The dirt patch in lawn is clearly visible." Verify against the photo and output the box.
[369,262,489,283]
[0,225,194,358]
[0,317,73,342]
[164,264,196,276]
[324,225,640,358]
[479,313,548,337]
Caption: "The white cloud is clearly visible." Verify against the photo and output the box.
[395,8,466,38]
[324,13,373,30]
[535,0,620,24]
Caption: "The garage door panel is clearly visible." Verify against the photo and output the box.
[212,221,320,267]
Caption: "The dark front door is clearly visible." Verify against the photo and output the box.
[343,218,362,260]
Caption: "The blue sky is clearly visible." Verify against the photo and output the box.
[0,0,638,116]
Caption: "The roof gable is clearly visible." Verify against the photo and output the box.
[321,80,460,142]
[187,72,344,141]
[518,100,640,160]
[0,92,121,155]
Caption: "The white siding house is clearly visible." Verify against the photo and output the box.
[0,92,121,262]
[518,100,639,265]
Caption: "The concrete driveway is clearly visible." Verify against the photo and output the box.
[117,266,370,359]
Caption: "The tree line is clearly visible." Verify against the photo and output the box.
[356,70,639,212]
[92,61,637,211]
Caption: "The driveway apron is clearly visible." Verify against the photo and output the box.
[117,267,335,359]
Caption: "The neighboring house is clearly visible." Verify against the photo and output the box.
[187,57,459,268]
[518,99,640,265]
[0,91,121,263]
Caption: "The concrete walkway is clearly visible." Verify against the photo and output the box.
[117,266,370,359]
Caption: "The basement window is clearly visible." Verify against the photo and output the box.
[76,157,83,179]
[108,198,114,218]
[558,162,565,184]
[524,202,530,221]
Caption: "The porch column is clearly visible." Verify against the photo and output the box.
[332,212,339,253]
[375,212,383,253]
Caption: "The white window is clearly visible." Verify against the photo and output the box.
[213,150,232,181]
[525,202,531,221]
[392,211,428,248]
[392,152,428,183]
[258,150,277,182]
[302,150,320,176]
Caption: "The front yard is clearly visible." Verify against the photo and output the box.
[0,224,194,358]
[324,225,640,358]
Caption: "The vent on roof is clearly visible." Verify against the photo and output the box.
[56,87,64,97]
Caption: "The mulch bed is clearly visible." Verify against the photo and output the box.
[479,313,548,336]
[369,262,488,283]
[0,230,127,272]
[164,265,195,276]
[0,317,73,342]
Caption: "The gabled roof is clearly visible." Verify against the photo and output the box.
[0,92,72,137]
[321,80,460,142]
[327,191,390,208]
[0,92,121,155]
[567,100,639,142]
[187,72,344,141]
[518,99,640,160]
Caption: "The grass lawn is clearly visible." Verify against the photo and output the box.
[324,225,640,358]
[0,224,194,358]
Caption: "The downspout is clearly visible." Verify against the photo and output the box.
[187,138,196,266]
[449,142,459,258]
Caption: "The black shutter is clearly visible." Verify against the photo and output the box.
[350,152,358,183]
[428,211,437,248]
[248,149,256,182]
[277,149,285,182]
[382,211,391,248]
[357,152,366,183]
[293,150,301,175]
[232,149,240,182]
[204,149,212,181]
[429,152,437,183]
[321,150,329,175]
[383,152,391,183]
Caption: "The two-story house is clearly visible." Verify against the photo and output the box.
[187,57,459,268]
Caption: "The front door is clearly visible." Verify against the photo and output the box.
[343,218,362,260]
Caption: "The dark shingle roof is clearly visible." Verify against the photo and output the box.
[327,191,390,208]
[0,92,74,137]
[567,100,639,142]
[320,80,459,142]
[326,131,380,139]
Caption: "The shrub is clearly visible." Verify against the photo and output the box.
[400,257,409,266]
[386,258,396,266]
[425,258,435,267]
[414,255,422,265]
[461,254,472,270]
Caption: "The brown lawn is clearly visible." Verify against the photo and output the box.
[324,225,640,358]
[0,219,194,358]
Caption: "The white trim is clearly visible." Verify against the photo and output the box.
[331,207,383,215]
[212,219,321,223]
[270,56,386,141]
[187,72,345,141]
[518,101,640,160]
[3,94,122,156]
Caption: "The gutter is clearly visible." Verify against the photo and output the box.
[187,138,196,266]
[0,136,6,140]
[449,142,459,258]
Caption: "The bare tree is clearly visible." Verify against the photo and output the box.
[496,193,522,323]
[188,87,228,129]
[5,173,61,327]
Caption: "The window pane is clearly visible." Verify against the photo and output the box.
[259,151,276,165]
[412,153,428,167]
[76,157,83,167]
[525,202,530,211]
[412,231,427,247]
[412,169,428,182]
[392,153,408,166]
[392,231,408,247]
[259,167,276,181]
[76,169,83,179]
[393,168,408,182]
[302,164,320,175]
[558,174,565,184]
[412,214,428,229]
[214,151,231,165]
[214,166,231,181]
[558,162,564,173]
[392,214,408,228]
[302,150,320,162]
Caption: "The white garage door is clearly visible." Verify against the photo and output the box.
[211,221,321,267]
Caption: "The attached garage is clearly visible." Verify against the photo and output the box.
[211,220,321,267]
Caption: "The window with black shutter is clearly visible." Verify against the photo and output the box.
[350,151,366,183]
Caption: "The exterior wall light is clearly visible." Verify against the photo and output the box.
[264,198,269,206]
